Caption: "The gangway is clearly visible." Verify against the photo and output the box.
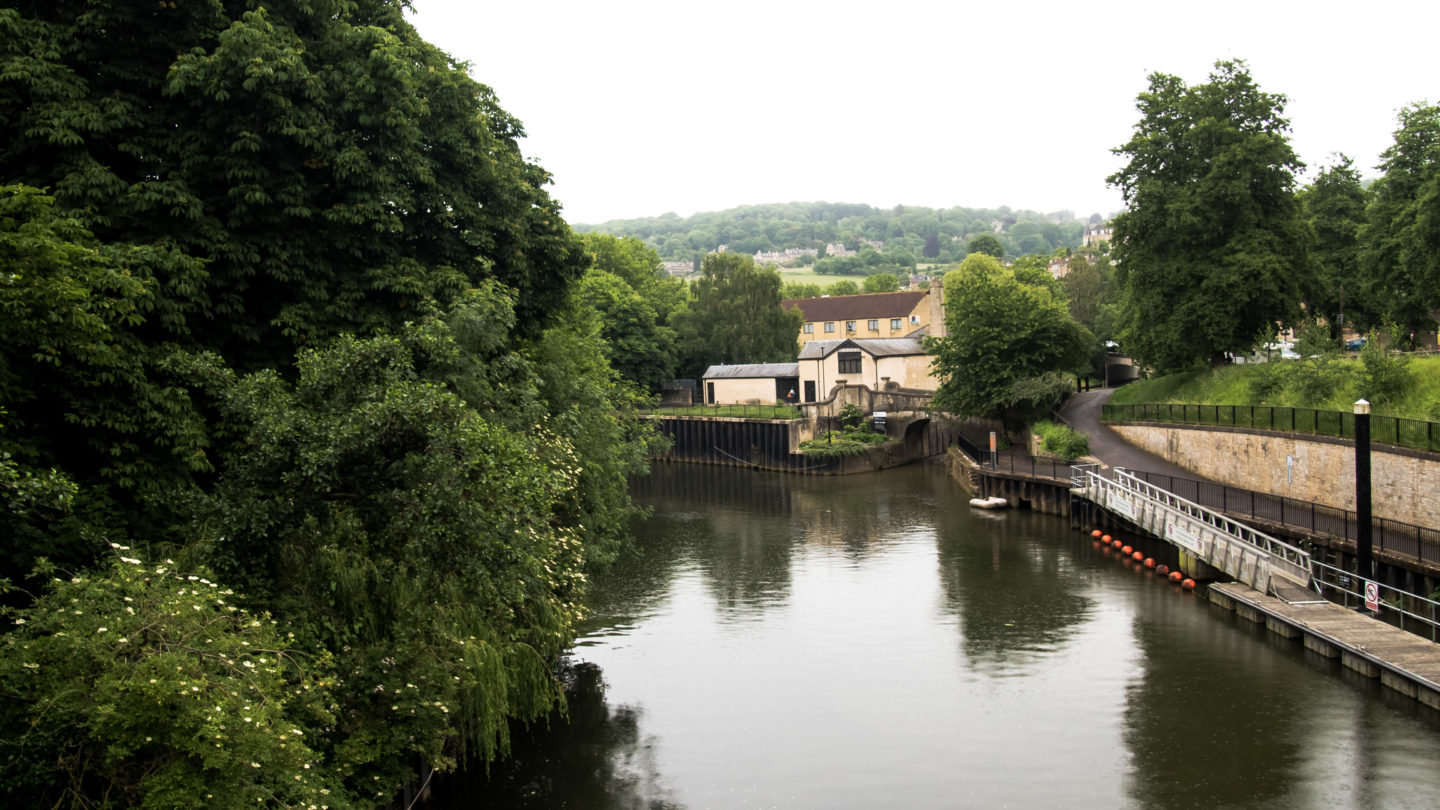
[1071,465,1315,598]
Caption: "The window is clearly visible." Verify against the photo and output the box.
[838,351,862,374]
[868,319,879,331]
[803,323,814,334]
[824,322,835,333]
[845,320,856,332]
[890,318,902,330]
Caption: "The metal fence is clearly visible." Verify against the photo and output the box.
[644,403,804,420]
[1101,402,1440,453]
[1127,469,1440,567]
[975,451,1075,482]
[1311,559,1440,641]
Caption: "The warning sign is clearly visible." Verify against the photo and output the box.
[1364,580,1380,612]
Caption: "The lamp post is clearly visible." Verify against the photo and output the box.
[1354,399,1373,584]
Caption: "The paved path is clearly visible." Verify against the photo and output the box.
[1059,388,1206,482]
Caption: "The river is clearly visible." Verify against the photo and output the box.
[439,461,1440,809]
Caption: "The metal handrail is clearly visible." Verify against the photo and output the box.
[1310,559,1440,642]
[1074,466,1312,588]
[1100,402,1440,454]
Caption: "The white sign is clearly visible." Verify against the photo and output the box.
[1165,519,1202,553]
[1110,494,1136,520]
[1365,580,1380,612]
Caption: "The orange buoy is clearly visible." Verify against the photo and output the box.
[1131,551,1144,562]
[1121,545,1133,555]
[1169,571,1183,583]
[1144,557,1155,568]
[1091,529,1103,537]
[1113,540,1124,549]
[1156,564,1169,576]
[1181,578,1196,590]
[1101,534,1112,543]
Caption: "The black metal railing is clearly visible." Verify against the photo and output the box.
[975,451,1075,482]
[1127,470,1440,567]
[1101,402,1440,453]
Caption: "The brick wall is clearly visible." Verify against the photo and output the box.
[1111,424,1440,528]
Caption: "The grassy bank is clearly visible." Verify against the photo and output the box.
[1109,355,1440,421]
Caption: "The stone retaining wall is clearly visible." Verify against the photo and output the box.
[1110,423,1440,528]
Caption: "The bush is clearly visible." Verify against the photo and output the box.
[1034,420,1090,462]
[0,552,349,809]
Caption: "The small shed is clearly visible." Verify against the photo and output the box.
[700,363,801,405]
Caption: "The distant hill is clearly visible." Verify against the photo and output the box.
[574,202,1107,265]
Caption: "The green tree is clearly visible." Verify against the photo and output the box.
[1301,156,1370,334]
[1108,60,1314,370]
[671,253,802,377]
[928,254,1091,431]
[782,282,824,299]
[825,280,861,296]
[1361,102,1440,338]
[967,233,1005,258]
[0,1,585,369]
[863,273,901,292]
[0,554,350,809]
[577,235,683,391]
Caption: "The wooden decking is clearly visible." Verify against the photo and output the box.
[1209,582,1440,709]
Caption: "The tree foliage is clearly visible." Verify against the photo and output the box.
[1108,60,1314,371]
[0,553,348,809]
[671,253,802,377]
[0,2,657,804]
[1300,156,1370,333]
[928,254,1091,429]
[1361,102,1440,337]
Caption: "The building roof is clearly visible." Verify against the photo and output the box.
[797,338,928,360]
[781,290,927,323]
[701,362,800,380]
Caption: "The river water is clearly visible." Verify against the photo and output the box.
[445,461,1440,809]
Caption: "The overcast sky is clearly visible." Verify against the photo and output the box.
[406,0,1436,226]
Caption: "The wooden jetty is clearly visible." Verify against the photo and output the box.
[1209,582,1440,709]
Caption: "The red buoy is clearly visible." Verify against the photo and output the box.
[1169,571,1183,583]
[1091,529,1103,538]
[1144,557,1155,568]
[1156,564,1169,576]
[1182,578,1196,590]
[1121,545,1133,555]
[1102,534,1112,543]
[1131,551,1144,562]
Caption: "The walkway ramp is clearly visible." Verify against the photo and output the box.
[1073,466,1314,598]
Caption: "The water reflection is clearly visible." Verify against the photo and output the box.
[436,462,1440,809]
[934,510,1093,673]
[433,662,679,809]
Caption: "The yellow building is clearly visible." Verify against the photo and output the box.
[782,290,939,345]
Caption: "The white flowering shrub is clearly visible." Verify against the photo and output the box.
[0,551,354,809]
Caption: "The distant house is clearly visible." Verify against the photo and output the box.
[782,289,944,346]
[1082,224,1113,248]
[700,363,800,406]
[795,338,937,403]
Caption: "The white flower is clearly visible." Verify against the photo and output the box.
[242,661,255,669]
[96,627,107,633]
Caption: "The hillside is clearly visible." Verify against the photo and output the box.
[575,201,1107,266]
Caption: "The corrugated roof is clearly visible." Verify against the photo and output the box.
[797,338,927,360]
[701,363,800,379]
[781,290,928,323]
